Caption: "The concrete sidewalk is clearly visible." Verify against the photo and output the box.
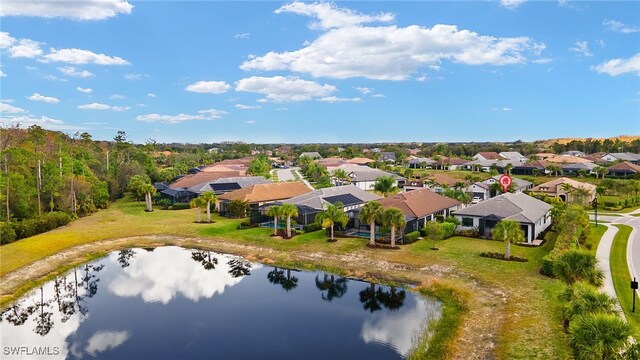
[595,224,620,300]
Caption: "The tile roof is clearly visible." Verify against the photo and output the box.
[530,177,597,194]
[454,193,552,223]
[428,173,460,187]
[169,171,243,189]
[477,152,504,160]
[218,181,312,203]
[346,157,375,164]
[603,153,640,161]
[337,164,405,182]
[187,176,271,193]
[607,161,640,173]
[379,188,461,219]
[283,184,381,210]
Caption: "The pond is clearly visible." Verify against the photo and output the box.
[1,246,442,359]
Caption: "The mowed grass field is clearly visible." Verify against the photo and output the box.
[0,197,609,358]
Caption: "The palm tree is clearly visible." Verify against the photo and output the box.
[315,202,349,242]
[569,313,631,360]
[280,203,298,238]
[359,201,384,246]
[553,250,604,286]
[141,183,156,212]
[199,191,217,222]
[315,274,348,301]
[359,282,382,313]
[382,207,406,247]
[504,163,513,175]
[561,282,618,323]
[331,168,350,185]
[266,205,282,236]
[189,197,204,223]
[573,188,591,205]
[374,175,398,197]
[492,219,524,259]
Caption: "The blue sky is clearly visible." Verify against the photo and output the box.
[1,1,639,144]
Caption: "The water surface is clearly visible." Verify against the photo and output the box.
[1,246,441,359]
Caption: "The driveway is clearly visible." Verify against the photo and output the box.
[591,210,640,299]
[275,167,299,182]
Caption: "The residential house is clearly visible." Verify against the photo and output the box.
[561,162,597,176]
[500,152,527,163]
[159,188,199,204]
[187,176,272,195]
[346,157,375,165]
[217,181,313,215]
[380,152,397,163]
[379,189,462,236]
[607,162,640,177]
[467,175,532,201]
[530,177,597,204]
[169,171,243,189]
[408,157,436,169]
[454,193,552,243]
[601,153,640,165]
[474,152,505,161]
[300,152,323,160]
[333,164,406,190]
[511,160,548,176]
[281,185,382,226]
[425,173,462,194]
[562,150,586,157]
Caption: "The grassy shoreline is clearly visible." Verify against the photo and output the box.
[0,197,595,358]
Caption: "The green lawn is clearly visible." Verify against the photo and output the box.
[1,197,605,359]
[610,225,640,339]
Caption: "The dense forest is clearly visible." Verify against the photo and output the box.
[1,125,639,223]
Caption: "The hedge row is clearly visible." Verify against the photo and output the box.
[1,212,73,245]
[403,231,421,244]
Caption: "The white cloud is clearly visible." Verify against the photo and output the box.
[58,66,94,78]
[0,70,5,77]
[0,114,83,131]
[42,48,129,65]
[86,331,129,356]
[78,102,131,111]
[355,87,373,95]
[245,120,257,124]
[0,103,26,113]
[76,86,93,93]
[603,19,639,34]
[502,107,512,111]
[27,93,60,104]
[43,74,66,82]
[371,93,386,98]
[416,75,428,82]
[500,0,526,9]
[532,58,552,64]
[136,108,228,124]
[275,1,395,30]
[592,53,640,76]
[147,93,156,98]
[318,96,362,103]
[81,122,107,125]
[241,5,546,80]
[110,94,125,100]
[235,76,336,102]
[124,73,144,80]
[570,41,593,57]
[234,33,250,39]
[185,80,231,94]
[235,104,261,109]
[0,0,133,20]
[492,107,512,111]
[0,32,16,48]
[8,39,42,58]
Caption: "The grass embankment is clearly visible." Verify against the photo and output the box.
[610,225,640,339]
[0,197,600,358]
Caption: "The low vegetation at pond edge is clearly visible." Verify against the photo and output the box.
[0,197,609,358]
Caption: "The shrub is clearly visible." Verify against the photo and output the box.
[403,231,420,244]
[156,198,171,209]
[455,229,479,238]
[0,223,16,245]
[303,223,322,233]
[169,202,190,210]
[540,255,555,277]
[603,201,616,208]
[423,221,445,240]
[480,252,528,262]
[435,214,445,223]
[236,220,256,230]
[441,222,456,239]
[444,216,460,225]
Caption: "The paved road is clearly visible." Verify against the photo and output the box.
[275,167,299,182]
[591,210,640,299]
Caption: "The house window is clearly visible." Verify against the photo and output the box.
[462,217,474,227]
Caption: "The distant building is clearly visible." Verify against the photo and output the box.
[600,153,640,165]
[299,152,323,160]
[607,162,640,177]
[530,177,596,204]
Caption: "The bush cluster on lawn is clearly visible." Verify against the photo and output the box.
[420,219,456,240]
[602,195,640,211]
[479,252,528,262]
[303,223,322,233]
[403,231,421,244]
[1,212,73,245]
[236,220,258,230]
[541,205,590,277]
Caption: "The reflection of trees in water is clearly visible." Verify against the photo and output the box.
[117,249,136,268]
[0,300,37,326]
[315,274,348,302]
[191,250,218,270]
[1,262,104,336]
[359,282,406,313]
[267,267,298,292]
[34,287,53,336]
[227,258,252,278]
